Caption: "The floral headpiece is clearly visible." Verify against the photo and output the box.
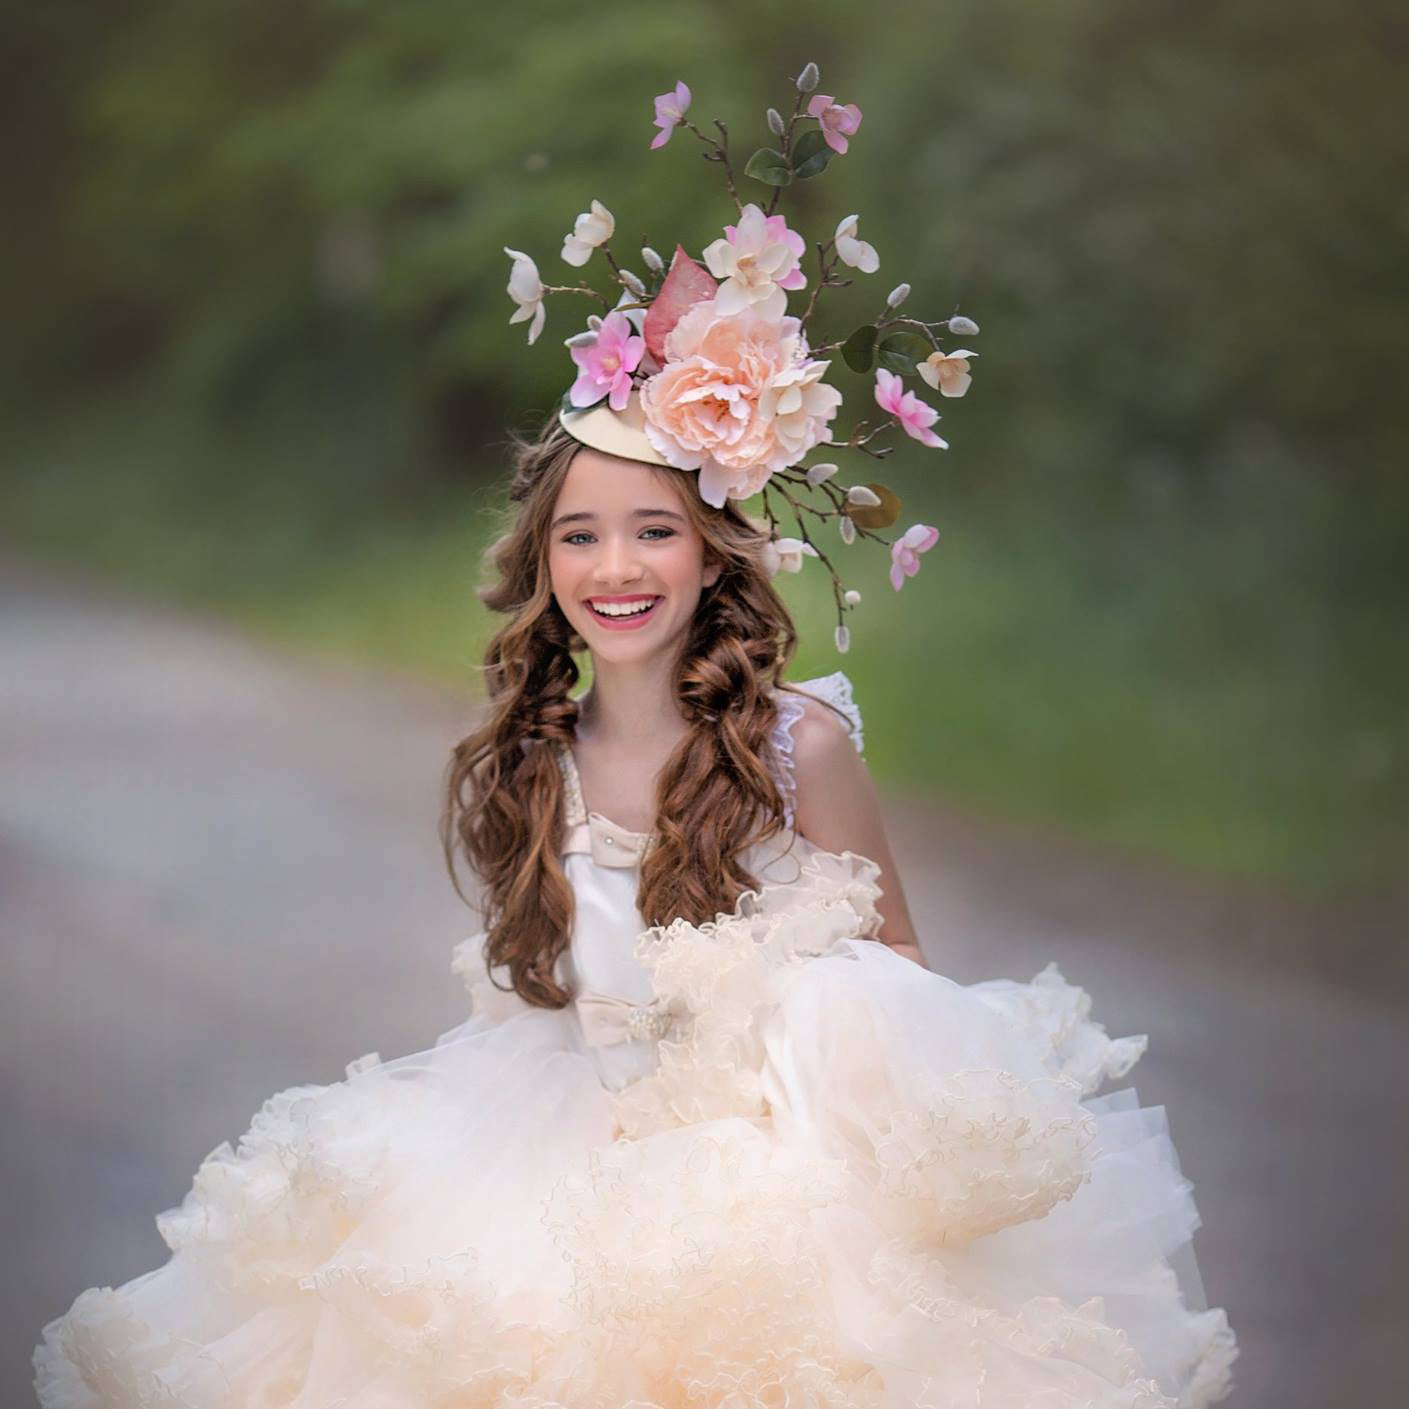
[503,62,980,652]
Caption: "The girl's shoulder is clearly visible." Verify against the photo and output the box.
[768,670,865,832]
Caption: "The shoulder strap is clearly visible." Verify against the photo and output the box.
[767,670,865,830]
[552,740,588,826]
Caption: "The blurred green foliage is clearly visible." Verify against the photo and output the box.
[3,0,1405,897]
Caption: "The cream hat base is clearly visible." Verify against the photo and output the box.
[557,388,673,468]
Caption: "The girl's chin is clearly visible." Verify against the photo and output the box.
[577,611,687,658]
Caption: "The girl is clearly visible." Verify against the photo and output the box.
[35,67,1236,1409]
[34,415,1236,1407]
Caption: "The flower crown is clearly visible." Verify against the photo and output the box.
[503,62,980,653]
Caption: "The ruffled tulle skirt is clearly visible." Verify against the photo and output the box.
[34,851,1236,1408]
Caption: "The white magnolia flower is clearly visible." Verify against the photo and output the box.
[778,537,818,573]
[834,214,879,274]
[760,536,818,576]
[561,199,615,267]
[917,348,978,398]
[504,246,546,344]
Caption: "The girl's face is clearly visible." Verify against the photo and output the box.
[547,448,721,665]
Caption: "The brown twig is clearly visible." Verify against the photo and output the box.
[681,119,743,214]
[542,283,612,313]
[765,88,810,219]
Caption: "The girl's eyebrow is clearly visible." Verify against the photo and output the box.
[551,508,686,529]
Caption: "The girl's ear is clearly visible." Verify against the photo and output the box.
[702,558,723,589]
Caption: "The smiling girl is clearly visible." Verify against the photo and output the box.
[33,69,1235,1409]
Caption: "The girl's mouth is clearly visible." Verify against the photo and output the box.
[585,595,663,630]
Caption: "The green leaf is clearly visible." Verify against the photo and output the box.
[876,330,934,375]
[841,324,879,373]
[744,147,793,187]
[790,129,833,179]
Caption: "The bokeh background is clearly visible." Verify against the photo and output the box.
[3,1,1406,1405]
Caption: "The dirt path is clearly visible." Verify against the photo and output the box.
[3,558,1403,1406]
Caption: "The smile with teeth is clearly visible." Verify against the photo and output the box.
[587,595,662,620]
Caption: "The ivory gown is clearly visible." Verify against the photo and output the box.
[34,671,1236,1408]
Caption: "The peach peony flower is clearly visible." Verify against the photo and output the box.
[639,297,842,507]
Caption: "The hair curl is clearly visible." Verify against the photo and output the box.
[440,414,824,1009]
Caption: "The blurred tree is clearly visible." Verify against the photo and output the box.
[2,0,1404,892]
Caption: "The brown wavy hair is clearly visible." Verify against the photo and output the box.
[441,413,827,1010]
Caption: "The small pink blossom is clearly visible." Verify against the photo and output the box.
[874,368,948,449]
[568,311,644,411]
[890,524,939,591]
[650,81,692,150]
[806,94,863,155]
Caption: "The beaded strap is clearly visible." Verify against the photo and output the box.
[553,740,588,826]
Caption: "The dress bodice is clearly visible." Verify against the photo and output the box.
[474,672,865,1089]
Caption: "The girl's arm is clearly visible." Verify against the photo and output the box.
[787,698,928,968]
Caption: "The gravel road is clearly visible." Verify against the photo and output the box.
[3,558,1404,1406]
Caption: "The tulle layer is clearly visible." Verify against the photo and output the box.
[34,850,1235,1408]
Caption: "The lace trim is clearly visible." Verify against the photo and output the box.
[769,670,865,831]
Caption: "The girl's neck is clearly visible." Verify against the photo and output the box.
[575,652,687,748]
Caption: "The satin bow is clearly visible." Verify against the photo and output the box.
[575,990,677,1047]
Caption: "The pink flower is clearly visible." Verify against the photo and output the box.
[874,368,948,448]
[568,312,645,412]
[702,203,807,321]
[650,81,692,150]
[639,297,841,508]
[890,524,939,591]
[806,94,863,155]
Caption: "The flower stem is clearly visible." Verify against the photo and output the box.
[765,89,810,219]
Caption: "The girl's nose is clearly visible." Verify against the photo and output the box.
[595,536,644,585]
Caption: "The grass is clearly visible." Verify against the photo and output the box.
[3,378,1403,900]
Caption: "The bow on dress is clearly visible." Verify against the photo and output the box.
[574,992,678,1046]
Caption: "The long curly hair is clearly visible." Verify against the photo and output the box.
[441,414,816,1010]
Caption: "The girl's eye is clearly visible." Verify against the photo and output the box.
[562,527,676,545]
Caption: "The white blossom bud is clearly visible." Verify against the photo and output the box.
[804,462,838,486]
[767,107,786,137]
[640,246,664,274]
[834,623,851,654]
[839,514,857,544]
[846,484,882,507]
[796,62,820,93]
[587,314,603,331]
[844,589,861,606]
[886,282,911,308]
[564,329,599,348]
[947,314,980,336]
[619,269,646,297]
